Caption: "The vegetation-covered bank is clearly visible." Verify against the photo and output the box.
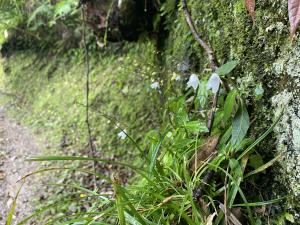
[0,42,167,222]
[1,43,161,157]
[1,0,300,224]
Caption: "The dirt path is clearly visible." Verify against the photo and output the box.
[0,106,42,224]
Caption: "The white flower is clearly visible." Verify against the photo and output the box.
[4,30,10,40]
[175,75,181,81]
[206,73,222,94]
[150,82,160,90]
[118,0,123,8]
[118,130,127,140]
[187,74,199,91]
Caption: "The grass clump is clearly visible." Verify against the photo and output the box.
[3,51,286,224]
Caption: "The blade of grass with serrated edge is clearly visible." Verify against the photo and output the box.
[47,211,114,225]
[17,198,76,225]
[48,210,115,225]
[6,180,25,225]
[46,183,102,196]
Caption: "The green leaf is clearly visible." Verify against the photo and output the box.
[231,103,250,147]
[229,159,243,178]
[285,213,295,223]
[112,178,126,225]
[238,110,284,160]
[223,90,237,123]
[245,153,284,178]
[216,60,240,76]
[233,197,285,207]
[6,181,24,225]
[149,132,167,175]
[184,121,208,134]
[176,107,189,125]
[27,4,52,26]
[54,0,74,17]
[249,154,264,169]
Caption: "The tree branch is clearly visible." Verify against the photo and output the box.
[181,0,220,134]
[181,0,218,71]
[82,7,97,189]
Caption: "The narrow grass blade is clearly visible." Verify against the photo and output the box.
[19,167,110,182]
[206,162,255,225]
[238,110,283,160]
[6,180,25,225]
[244,153,284,179]
[233,197,285,207]
[27,156,151,181]
[149,132,168,175]
[112,177,126,225]
[17,195,111,225]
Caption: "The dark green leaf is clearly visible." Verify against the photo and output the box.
[223,90,237,123]
[249,154,264,170]
[231,103,249,147]
[229,159,243,178]
[216,60,240,76]
[184,121,208,134]
[149,133,167,175]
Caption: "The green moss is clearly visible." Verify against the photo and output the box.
[1,41,161,159]
[162,0,299,216]
[1,0,300,219]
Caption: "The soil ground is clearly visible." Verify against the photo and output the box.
[0,106,42,224]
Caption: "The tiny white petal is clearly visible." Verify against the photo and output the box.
[118,130,127,140]
[4,30,9,39]
[175,75,181,81]
[118,0,123,8]
[206,73,222,94]
[166,131,173,138]
[150,82,160,90]
[187,74,199,90]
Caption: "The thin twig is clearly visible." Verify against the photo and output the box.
[181,0,220,135]
[207,88,220,134]
[82,7,97,189]
[181,0,218,71]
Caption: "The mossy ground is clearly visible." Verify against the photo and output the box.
[1,41,162,157]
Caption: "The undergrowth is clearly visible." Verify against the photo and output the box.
[0,0,294,224]
[2,47,289,224]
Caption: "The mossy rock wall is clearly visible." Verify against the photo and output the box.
[165,0,299,213]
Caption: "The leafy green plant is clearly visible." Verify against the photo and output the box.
[8,60,286,225]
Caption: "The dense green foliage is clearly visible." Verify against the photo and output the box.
[0,0,297,224]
